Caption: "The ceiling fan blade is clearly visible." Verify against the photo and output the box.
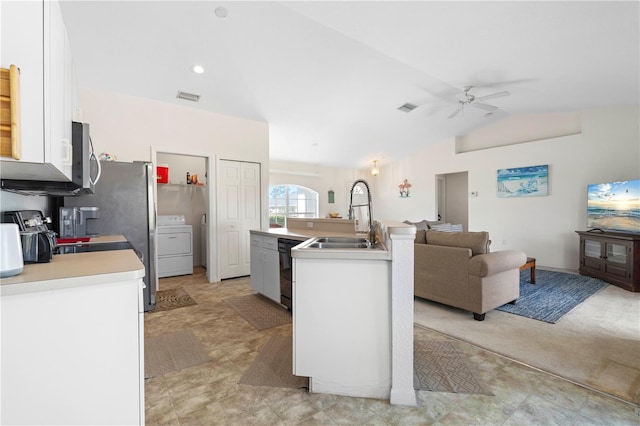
[472,103,498,112]
[447,107,463,119]
[474,91,510,102]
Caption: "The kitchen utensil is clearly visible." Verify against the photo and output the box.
[20,230,55,263]
[0,223,23,277]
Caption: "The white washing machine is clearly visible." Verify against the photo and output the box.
[157,215,193,278]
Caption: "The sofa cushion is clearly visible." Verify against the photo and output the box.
[426,230,490,255]
[414,229,427,244]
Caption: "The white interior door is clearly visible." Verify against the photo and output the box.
[218,160,261,279]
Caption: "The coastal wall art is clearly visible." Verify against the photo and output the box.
[497,164,549,198]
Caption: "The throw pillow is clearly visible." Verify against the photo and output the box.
[425,220,444,229]
[430,223,452,232]
[450,224,464,232]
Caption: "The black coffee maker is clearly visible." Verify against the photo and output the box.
[2,210,57,263]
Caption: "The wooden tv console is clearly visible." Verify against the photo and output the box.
[576,230,640,292]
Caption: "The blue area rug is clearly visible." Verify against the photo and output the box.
[496,269,608,323]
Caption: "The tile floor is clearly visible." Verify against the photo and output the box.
[144,267,639,425]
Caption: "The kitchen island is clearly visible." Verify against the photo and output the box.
[291,220,417,406]
[249,218,361,304]
[0,249,145,425]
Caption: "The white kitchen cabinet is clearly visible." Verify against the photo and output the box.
[250,233,281,303]
[1,277,145,425]
[0,0,76,181]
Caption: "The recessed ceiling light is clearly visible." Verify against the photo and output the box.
[215,7,228,18]
[190,64,204,74]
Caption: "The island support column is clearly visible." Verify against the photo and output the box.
[389,228,417,406]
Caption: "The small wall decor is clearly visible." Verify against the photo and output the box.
[497,164,548,198]
[398,179,412,198]
[98,152,117,161]
[328,189,335,204]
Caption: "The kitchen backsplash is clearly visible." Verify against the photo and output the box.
[0,191,53,216]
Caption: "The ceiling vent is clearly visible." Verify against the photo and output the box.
[397,103,417,113]
[176,91,200,102]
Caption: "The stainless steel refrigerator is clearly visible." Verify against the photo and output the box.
[64,161,157,311]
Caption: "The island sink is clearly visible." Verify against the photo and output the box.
[297,236,383,250]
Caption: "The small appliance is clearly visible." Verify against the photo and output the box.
[59,206,100,238]
[0,122,100,196]
[0,223,23,277]
[2,210,57,263]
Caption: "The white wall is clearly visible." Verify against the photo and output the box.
[373,107,640,271]
[0,192,50,216]
[79,87,270,224]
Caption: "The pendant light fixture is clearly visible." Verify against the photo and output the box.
[371,160,379,176]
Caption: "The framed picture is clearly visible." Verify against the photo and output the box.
[497,164,548,198]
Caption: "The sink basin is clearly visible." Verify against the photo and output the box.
[314,237,370,244]
[306,242,371,249]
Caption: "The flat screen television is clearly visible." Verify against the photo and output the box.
[587,179,640,233]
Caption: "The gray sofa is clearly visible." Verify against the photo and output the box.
[414,229,527,321]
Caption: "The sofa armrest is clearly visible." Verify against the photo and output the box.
[468,250,527,277]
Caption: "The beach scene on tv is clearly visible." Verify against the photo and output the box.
[587,180,640,233]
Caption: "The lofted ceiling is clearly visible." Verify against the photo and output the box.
[59,1,639,169]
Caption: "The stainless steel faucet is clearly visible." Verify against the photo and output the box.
[348,179,375,244]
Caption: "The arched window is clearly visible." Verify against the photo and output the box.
[269,184,319,227]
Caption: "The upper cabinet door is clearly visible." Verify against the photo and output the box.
[0,0,75,181]
[0,0,44,165]
[44,0,73,180]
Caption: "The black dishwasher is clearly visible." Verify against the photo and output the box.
[278,238,300,311]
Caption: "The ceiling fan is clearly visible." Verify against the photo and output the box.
[447,86,510,119]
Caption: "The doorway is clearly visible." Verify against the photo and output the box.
[152,148,217,285]
[436,171,469,231]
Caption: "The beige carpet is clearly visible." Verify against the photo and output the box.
[239,335,309,389]
[414,282,640,404]
[224,293,291,331]
[414,340,493,396]
[152,288,197,313]
[145,330,210,378]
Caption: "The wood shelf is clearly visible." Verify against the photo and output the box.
[158,183,206,188]
[0,65,21,160]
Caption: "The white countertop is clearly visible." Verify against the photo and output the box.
[250,227,361,241]
[0,250,145,296]
[253,220,414,260]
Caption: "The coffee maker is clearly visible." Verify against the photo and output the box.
[59,207,100,238]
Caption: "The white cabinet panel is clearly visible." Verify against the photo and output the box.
[0,0,75,181]
[1,279,143,425]
[250,233,282,304]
